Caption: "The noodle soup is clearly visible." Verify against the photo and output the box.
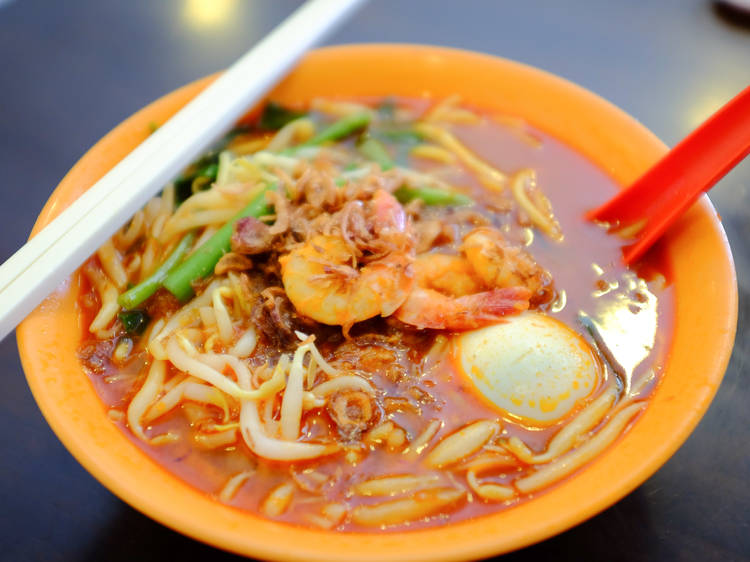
[76,96,672,531]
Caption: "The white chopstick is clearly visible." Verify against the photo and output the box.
[0,0,366,342]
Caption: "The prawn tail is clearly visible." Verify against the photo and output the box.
[449,287,531,330]
[394,287,531,331]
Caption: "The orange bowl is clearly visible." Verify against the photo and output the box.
[17,45,737,561]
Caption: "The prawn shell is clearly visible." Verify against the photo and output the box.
[280,234,414,327]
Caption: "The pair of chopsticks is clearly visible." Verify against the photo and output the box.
[0,0,367,342]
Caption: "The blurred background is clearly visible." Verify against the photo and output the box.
[0,1,747,560]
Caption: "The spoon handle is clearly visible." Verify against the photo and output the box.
[587,85,750,264]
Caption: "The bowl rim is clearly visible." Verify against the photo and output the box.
[17,44,738,561]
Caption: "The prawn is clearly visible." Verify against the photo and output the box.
[280,190,415,330]
[394,285,530,330]
[413,253,484,297]
[394,252,530,330]
[462,227,554,305]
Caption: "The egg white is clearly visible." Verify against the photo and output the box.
[452,312,602,426]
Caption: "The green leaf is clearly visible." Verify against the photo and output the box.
[259,102,306,130]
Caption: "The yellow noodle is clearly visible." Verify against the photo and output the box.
[364,421,394,444]
[107,409,124,422]
[214,150,234,185]
[250,151,301,175]
[456,451,518,473]
[124,254,141,279]
[425,420,500,468]
[90,283,119,334]
[425,96,482,125]
[353,474,441,497]
[260,482,294,517]
[387,427,407,449]
[507,385,617,464]
[311,98,375,119]
[515,403,645,493]
[405,419,442,457]
[195,428,238,449]
[306,502,347,529]
[212,287,234,343]
[230,137,269,155]
[164,208,237,238]
[410,144,457,164]
[436,108,482,124]
[510,169,563,240]
[415,122,507,190]
[150,433,179,445]
[150,210,169,240]
[116,210,144,249]
[351,488,465,527]
[398,166,461,194]
[138,238,159,281]
[218,470,254,502]
[161,184,175,215]
[96,239,128,289]
[143,196,163,223]
[290,468,329,493]
[266,118,316,152]
[159,185,255,243]
[422,94,462,122]
[466,470,515,501]
[226,272,252,316]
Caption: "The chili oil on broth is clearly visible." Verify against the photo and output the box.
[76,98,674,532]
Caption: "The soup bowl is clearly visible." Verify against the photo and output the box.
[17,45,737,561]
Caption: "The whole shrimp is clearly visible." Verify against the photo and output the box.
[394,226,552,330]
[462,227,554,305]
[280,189,415,331]
[394,252,530,330]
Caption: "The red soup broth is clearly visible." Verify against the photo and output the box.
[76,101,674,532]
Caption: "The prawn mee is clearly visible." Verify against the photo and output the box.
[77,96,672,531]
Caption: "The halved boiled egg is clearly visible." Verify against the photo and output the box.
[452,312,603,426]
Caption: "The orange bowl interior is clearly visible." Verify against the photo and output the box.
[17,45,737,561]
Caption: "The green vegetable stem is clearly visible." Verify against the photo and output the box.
[163,184,276,301]
[286,111,372,154]
[357,136,394,170]
[118,230,197,310]
[394,185,473,206]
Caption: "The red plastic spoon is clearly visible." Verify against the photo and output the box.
[586,85,750,265]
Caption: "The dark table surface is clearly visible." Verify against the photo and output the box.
[1,1,748,560]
